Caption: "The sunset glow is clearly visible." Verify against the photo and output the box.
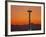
[11,5,41,25]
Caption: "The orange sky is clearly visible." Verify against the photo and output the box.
[11,5,41,25]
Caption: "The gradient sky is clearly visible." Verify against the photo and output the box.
[11,5,41,25]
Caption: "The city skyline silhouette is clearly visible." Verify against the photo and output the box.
[11,5,41,31]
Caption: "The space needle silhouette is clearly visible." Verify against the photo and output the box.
[27,10,32,30]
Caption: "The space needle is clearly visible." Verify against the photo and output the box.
[27,10,32,30]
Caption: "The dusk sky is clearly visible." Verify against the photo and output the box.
[11,5,41,25]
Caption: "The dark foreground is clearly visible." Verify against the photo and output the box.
[11,24,41,31]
